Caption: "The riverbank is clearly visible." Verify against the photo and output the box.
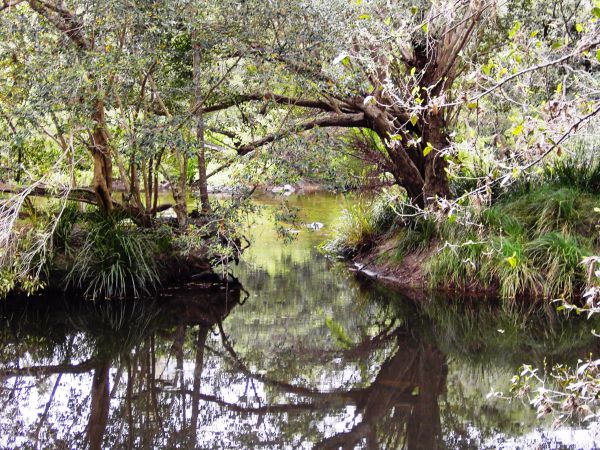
[326,161,600,302]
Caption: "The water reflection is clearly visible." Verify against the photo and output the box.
[0,275,599,449]
[0,193,599,449]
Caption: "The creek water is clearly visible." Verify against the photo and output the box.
[0,192,599,449]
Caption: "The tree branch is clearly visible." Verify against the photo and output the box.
[235,112,366,156]
[0,0,23,11]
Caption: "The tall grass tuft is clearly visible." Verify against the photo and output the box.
[428,182,599,301]
[543,145,600,194]
[66,212,161,299]
[527,233,589,298]
[322,194,399,257]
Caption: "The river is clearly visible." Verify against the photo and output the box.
[0,191,598,449]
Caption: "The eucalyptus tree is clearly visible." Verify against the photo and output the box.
[203,0,600,206]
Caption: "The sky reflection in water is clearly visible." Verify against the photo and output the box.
[0,192,599,449]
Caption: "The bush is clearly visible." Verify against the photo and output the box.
[322,192,400,257]
[65,212,161,299]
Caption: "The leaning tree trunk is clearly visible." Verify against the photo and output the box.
[90,99,114,214]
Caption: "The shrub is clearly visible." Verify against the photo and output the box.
[323,193,401,257]
[65,212,161,299]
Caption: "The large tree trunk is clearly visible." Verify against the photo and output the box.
[366,105,450,208]
[421,116,451,203]
[90,100,114,214]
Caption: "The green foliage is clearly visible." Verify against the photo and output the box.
[65,213,161,299]
[428,182,599,301]
[528,233,588,298]
[322,192,399,257]
[52,201,79,251]
[392,216,438,262]
[543,147,600,195]
[500,187,597,237]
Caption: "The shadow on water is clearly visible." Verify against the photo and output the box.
[0,192,599,449]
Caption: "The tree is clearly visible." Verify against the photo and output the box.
[194,0,600,206]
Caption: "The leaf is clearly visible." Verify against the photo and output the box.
[384,16,392,26]
[555,82,562,94]
[576,23,583,33]
[596,49,600,62]
[358,13,371,20]
[593,7,600,18]
[512,123,524,136]
[411,386,420,396]
[410,114,418,126]
[506,252,518,268]
[332,53,348,65]
[422,142,433,156]
[467,102,478,110]
[508,22,521,39]
[421,23,428,33]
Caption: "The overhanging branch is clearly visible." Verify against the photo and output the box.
[235,112,367,156]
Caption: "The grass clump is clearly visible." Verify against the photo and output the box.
[428,183,598,301]
[323,193,399,257]
[326,153,599,301]
[65,212,162,299]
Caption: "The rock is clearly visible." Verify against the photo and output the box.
[158,209,177,219]
[307,222,324,231]
[271,184,296,194]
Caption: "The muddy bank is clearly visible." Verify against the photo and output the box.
[350,237,502,301]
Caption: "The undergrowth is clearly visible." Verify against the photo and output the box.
[65,212,162,299]
[326,155,600,301]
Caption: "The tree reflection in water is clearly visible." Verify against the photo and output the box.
[0,277,599,449]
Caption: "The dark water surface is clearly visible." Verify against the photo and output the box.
[0,192,599,449]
